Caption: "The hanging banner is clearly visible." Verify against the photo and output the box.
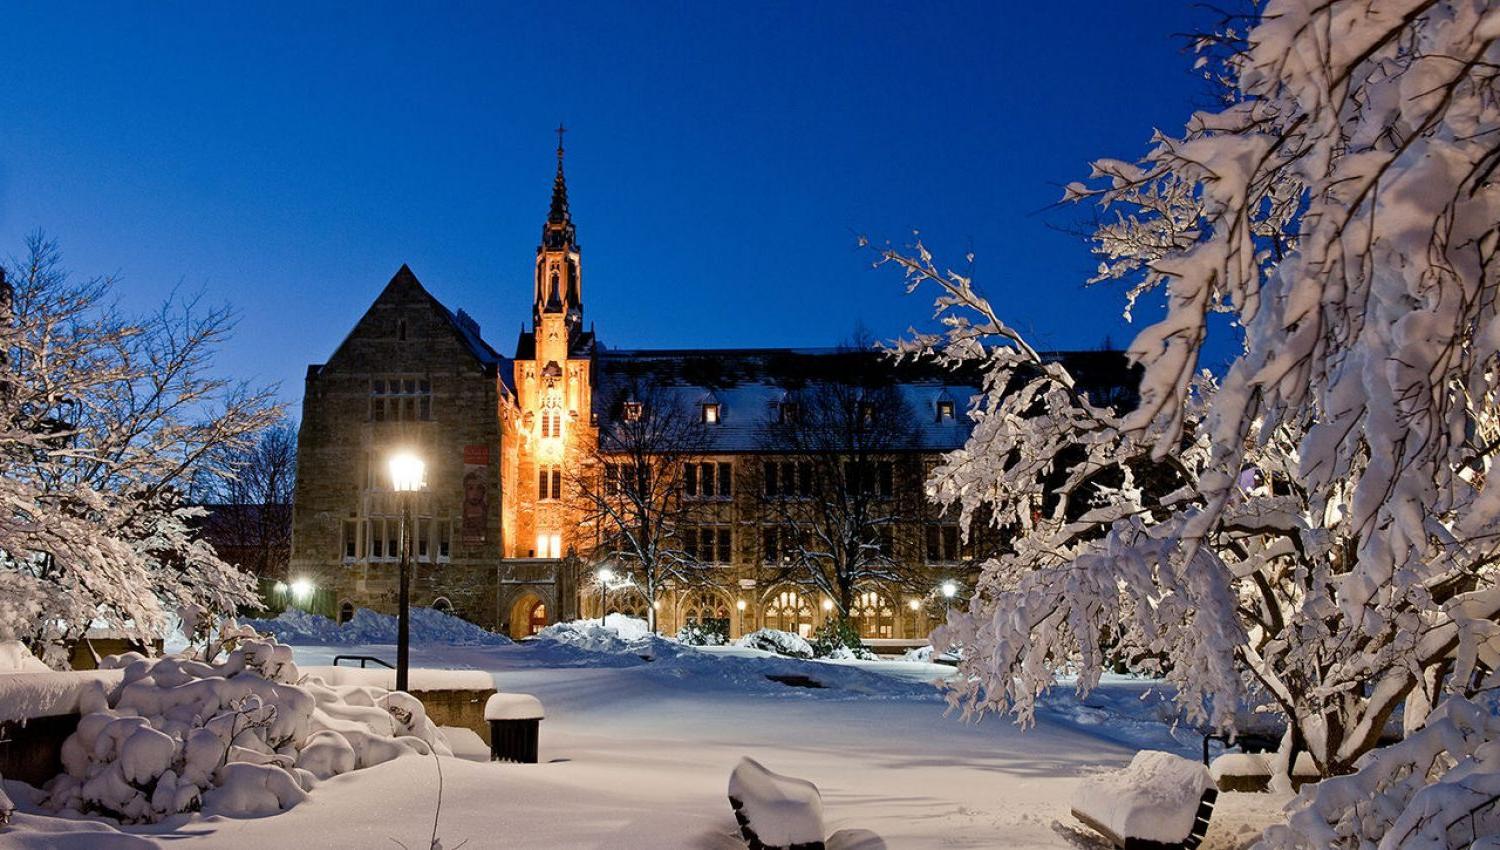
[462,445,489,543]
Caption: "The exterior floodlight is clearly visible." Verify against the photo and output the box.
[940,580,958,599]
[597,567,615,584]
[822,598,834,611]
[388,453,426,492]
[289,578,314,602]
[908,598,920,611]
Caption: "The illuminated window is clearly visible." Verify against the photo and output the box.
[701,403,720,424]
[536,532,562,559]
[936,400,955,421]
[622,401,643,421]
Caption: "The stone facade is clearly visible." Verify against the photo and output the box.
[289,139,1133,644]
[289,267,519,628]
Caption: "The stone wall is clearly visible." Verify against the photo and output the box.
[290,268,506,629]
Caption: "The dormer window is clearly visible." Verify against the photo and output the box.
[623,401,643,422]
[702,403,721,424]
[936,400,955,421]
[858,402,876,425]
[778,401,800,424]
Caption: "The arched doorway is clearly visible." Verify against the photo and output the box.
[431,597,453,615]
[507,592,552,639]
[763,588,814,637]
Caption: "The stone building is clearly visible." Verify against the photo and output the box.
[289,137,1134,641]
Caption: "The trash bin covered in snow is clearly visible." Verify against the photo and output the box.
[484,693,544,763]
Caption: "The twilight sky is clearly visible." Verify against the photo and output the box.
[0,2,1217,411]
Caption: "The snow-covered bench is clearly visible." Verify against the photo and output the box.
[1209,751,1319,793]
[728,757,825,850]
[300,665,496,745]
[1071,751,1218,850]
[0,642,126,786]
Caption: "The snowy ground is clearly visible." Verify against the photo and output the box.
[3,636,1288,848]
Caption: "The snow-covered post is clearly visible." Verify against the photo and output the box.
[388,451,427,692]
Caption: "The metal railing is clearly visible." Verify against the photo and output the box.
[332,654,394,669]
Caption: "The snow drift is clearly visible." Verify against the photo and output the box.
[242,606,510,647]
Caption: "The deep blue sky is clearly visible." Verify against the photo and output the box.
[1,2,1216,411]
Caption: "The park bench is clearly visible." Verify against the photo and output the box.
[1070,751,1218,850]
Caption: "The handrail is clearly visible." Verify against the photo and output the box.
[332,654,395,669]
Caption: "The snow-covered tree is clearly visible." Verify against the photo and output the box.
[0,236,279,662]
[191,419,297,580]
[880,0,1500,802]
[570,379,716,633]
[756,364,926,618]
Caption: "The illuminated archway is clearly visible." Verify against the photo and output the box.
[763,587,814,637]
[508,592,551,639]
[850,587,896,639]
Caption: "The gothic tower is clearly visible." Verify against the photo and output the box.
[505,127,596,567]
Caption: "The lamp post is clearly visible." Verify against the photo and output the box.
[389,451,426,693]
[596,567,615,622]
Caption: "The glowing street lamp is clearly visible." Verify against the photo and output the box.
[388,451,427,692]
[940,580,958,600]
[289,578,314,603]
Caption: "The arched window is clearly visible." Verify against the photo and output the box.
[681,589,731,635]
[431,597,453,614]
[338,601,355,624]
[850,588,896,639]
[610,589,650,620]
[764,589,814,637]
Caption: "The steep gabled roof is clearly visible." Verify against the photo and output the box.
[311,265,505,379]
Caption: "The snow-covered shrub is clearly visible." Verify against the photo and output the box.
[736,629,814,659]
[676,621,728,647]
[810,619,874,660]
[1258,694,1500,850]
[533,616,656,655]
[42,624,449,823]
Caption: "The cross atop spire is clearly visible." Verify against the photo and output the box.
[548,122,570,224]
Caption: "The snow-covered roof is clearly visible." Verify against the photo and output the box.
[591,347,983,453]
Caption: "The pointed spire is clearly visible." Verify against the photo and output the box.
[548,122,569,224]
